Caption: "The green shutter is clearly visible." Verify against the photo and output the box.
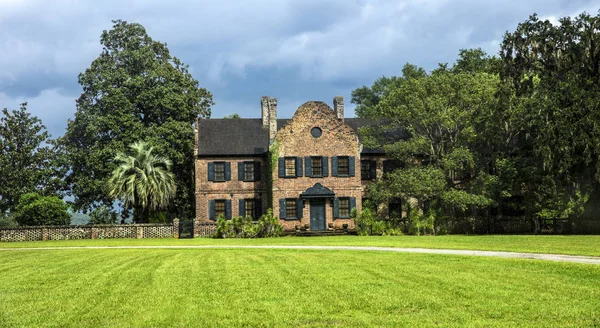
[349,156,355,177]
[238,162,245,181]
[350,197,356,212]
[209,200,216,220]
[333,198,339,218]
[225,162,231,181]
[255,199,262,219]
[322,156,329,177]
[296,157,303,177]
[208,162,215,181]
[225,200,232,219]
[279,199,286,219]
[305,157,312,177]
[239,199,245,217]
[297,199,303,218]
[331,156,338,176]
[254,162,261,181]
[278,158,285,177]
[370,160,376,179]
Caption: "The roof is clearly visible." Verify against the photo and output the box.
[197,117,401,156]
[300,183,335,198]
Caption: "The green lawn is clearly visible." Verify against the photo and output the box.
[3,234,600,256]
[0,248,598,327]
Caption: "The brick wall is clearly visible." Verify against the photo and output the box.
[195,156,268,221]
[273,101,362,231]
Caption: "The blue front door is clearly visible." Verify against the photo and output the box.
[310,199,326,231]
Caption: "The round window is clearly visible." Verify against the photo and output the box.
[311,127,322,138]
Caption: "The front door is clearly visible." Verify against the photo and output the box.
[310,199,326,231]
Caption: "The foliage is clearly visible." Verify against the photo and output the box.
[353,207,403,236]
[223,113,241,119]
[405,203,435,236]
[214,209,282,238]
[0,212,17,228]
[14,193,70,226]
[61,19,213,219]
[497,12,600,221]
[355,62,499,218]
[107,141,176,223]
[0,103,66,213]
[88,205,118,225]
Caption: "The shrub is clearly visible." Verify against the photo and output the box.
[353,207,404,236]
[214,209,282,238]
[14,193,70,226]
[0,212,17,228]
[89,205,118,224]
[406,204,435,236]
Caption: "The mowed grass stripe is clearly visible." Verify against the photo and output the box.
[0,249,599,327]
[3,235,600,256]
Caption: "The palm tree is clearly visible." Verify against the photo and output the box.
[107,141,176,223]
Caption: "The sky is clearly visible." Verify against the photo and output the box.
[1,0,599,138]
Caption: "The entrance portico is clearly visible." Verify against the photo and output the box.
[301,183,335,231]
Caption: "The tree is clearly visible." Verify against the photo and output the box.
[107,141,176,223]
[0,103,66,213]
[88,205,118,224]
[498,11,600,222]
[355,62,499,219]
[223,113,241,119]
[14,193,70,226]
[61,20,213,219]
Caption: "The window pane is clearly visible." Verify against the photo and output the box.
[339,198,350,217]
[311,157,322,176]
[214,163,225,181]
[361,160,370,180]
[286,199,297,217]
[215,200,226,217]
[338,157,349,175]
[285,158,296,176]
[245,199,254,218]
[244,162,254,181]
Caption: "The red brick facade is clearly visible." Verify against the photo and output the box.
[195,97,388,231]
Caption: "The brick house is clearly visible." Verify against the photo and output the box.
[195,96,395,231]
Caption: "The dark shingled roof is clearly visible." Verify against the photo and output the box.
[197,117,402,156]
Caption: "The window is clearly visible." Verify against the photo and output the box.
[334,197,355,218]
[214,162,225,181]
[389,199,401,220]
[339,198,350,217]
[215,200,226,218]
[244,163,254,181]
[286,199,297,218]
[311,157,322,176]
[285,158,296,177]
[361,160,376,180]
[245,199,255,219]
[337,156,349,176]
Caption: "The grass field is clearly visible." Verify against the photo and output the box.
[0,247,599,327]
[3,234,600,256]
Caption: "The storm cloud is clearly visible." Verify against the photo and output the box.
[1,0,599,137]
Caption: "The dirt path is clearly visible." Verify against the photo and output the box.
[2,245,600,264]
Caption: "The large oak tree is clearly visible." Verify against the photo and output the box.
[61,20,213,219]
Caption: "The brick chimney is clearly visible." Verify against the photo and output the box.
[268,97,277,144]
[261,96,270,129]
[261,96,278,144]
[333,96,344,120]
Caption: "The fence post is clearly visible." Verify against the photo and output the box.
[42,228,49,241]
[173,218,179,238]
[136,225,143,239]
[192,219,198,238]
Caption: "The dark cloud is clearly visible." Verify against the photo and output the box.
[1,0,599,136]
